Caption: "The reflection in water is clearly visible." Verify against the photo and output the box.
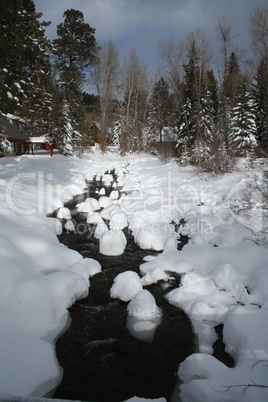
[126,315,162,343]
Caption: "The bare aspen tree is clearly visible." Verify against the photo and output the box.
[250,4,268,59]
[217,16,234,139]
[120,49,149,153]
[250,4,268,150]
[93,39,119,151]
[190,29,211,141]
[217,16,233,81]
[158,39,184,111]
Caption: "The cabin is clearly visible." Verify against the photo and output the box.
[90,122,111,146]
[90,122,102,144]
[151,127,178,156]
[0,113,29,156]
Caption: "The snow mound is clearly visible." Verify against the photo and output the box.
[141,267,170,286]
[98,195,112,208]
[69,257,102,280]
[109,211,128,230]
[110,189,119,200]
[99,229,127,256]
[0,331,61,397]
[110,271,143,302]
[56,207,71,219]
[127,289,161,319]
[86,212,104,224]
[94,222,109,239]
[77,197,99,212]
[134,223,176,251]
[100,203,120,220]
[64,220,75,231]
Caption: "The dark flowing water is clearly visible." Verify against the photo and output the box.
[50,175,232,402]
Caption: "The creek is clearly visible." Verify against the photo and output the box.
[50,174,232,402]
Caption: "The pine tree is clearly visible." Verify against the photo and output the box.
[57,101,74,155]
[206,69,219,121]
[223,51,242,105]
[177,39,200,150]
[53,9,97,96]
[253,57,268,150]
[52,9,98,149]
[0,0,53,127]
[177,39,217,158]
[229,80,258,155]
[199,88,216,141]
[220,51,243,139]
[149,77,173,145]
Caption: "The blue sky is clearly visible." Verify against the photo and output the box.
[35,0,267,72]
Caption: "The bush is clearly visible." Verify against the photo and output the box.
[0,134,13,156]
[178,136,235,175]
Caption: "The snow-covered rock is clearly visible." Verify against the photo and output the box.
[57,207,71,219]
[99,229,127,256]
[127,290,161,319]
[76,197,99,212]
[110,271,143,302]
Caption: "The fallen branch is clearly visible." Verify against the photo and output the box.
[213,377,268,395]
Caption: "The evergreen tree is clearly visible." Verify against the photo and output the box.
[57,101,74,155]
[220,51,243,139]
[149,77,173,144]
[229,80,258,155]
[177,39,217,157]
[0,0,53,128]
[177,39,200,149]
[53,9,97,96]
[206,69,219,121]
[223,51,242,105]
[197,69,218,142]
[52,9,98,150]
[199,88,217,141]
[253,57,268,150]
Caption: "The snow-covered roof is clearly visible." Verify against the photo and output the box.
[26,135,47,143]
[91,122,101,131]
[0,113,29,141]
[6,113,26,124]
[161,127,178,142]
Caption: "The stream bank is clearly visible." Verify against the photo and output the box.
[51,174,232,402]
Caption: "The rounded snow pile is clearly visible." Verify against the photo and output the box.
[109,211,128,230]
[99,229,127,256]
[86,212,104,224]
[110,271,143,302]
[76,198,99,213]
[127,289,161,319]
[57,207,71,220]
[98,196,112,209]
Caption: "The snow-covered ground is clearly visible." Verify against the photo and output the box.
[0,150,267,402]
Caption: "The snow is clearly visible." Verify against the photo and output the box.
[126,289,162,342]
[76,197,99,212]
[127,289,161,319]
[56,207,71,219]
[124,398,166,402]
[99,229,127,255]
[98,195,112,208]
[110,271,143,301]
[109,210,128,230]
[26,135,47,144]
[0,151,268,402]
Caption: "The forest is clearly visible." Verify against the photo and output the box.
[0,0,268,172]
